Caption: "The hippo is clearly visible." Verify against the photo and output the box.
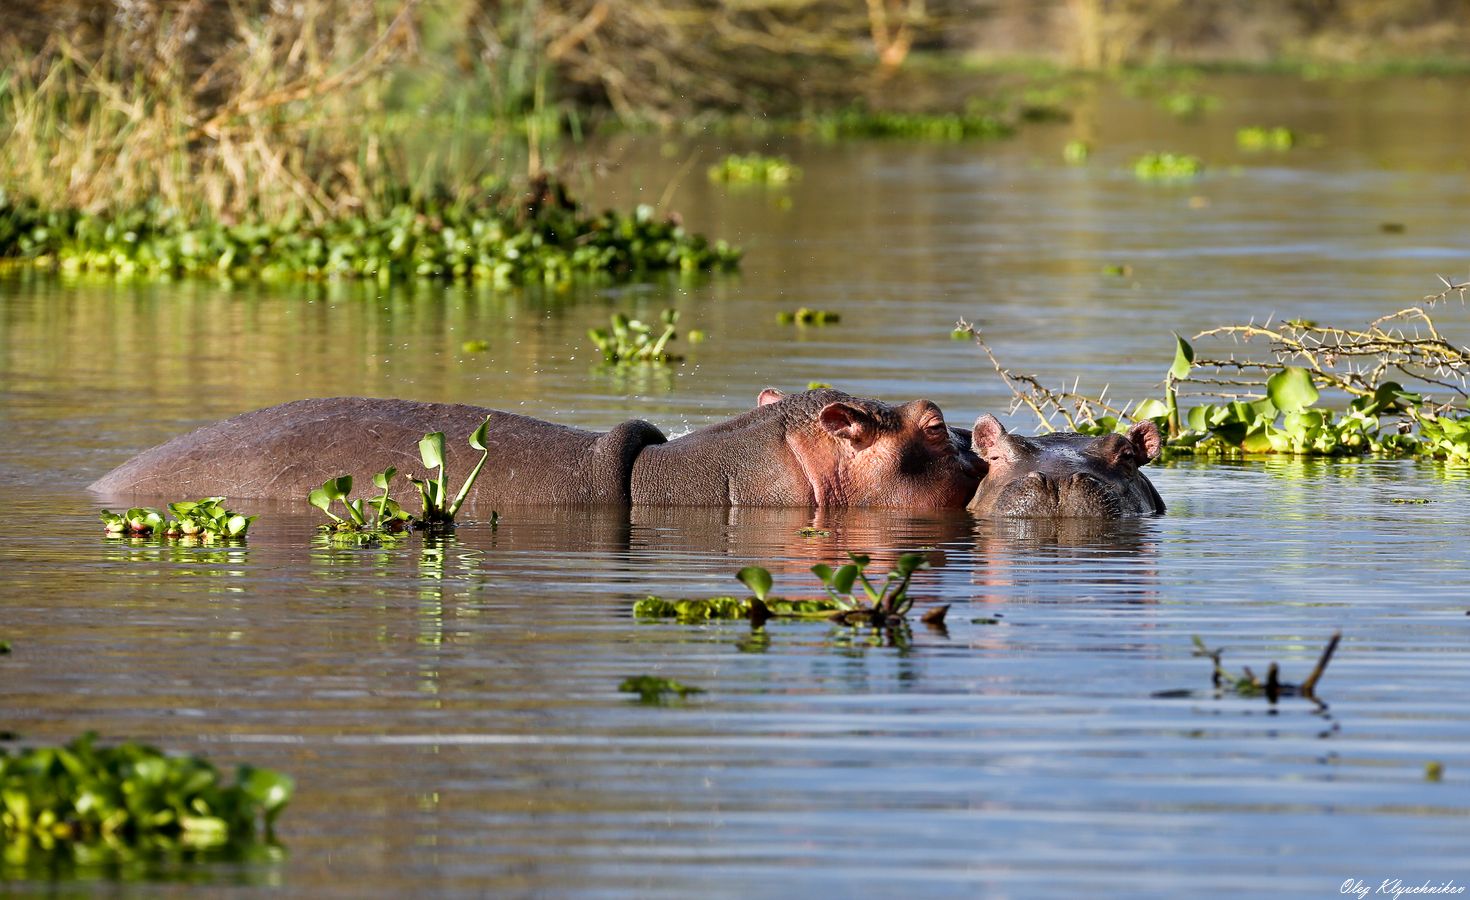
[88,389,981,509]
[965,415,1165,518]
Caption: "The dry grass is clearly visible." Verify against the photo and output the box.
[0,0,423,222]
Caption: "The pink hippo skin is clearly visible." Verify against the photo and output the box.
[89,389,981,509]
[965,415,1166,518]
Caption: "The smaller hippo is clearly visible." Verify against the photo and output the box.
[967,415,1165,518]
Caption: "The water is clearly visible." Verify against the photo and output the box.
[3,75,1470,896]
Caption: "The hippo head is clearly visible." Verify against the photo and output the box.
[758,388,981,508]
[967,415,1166,518]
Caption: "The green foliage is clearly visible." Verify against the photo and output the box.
[808,108,1014,141]
[707,154,801,184]
[100,499,254,543]
[311,470,412,543]
[1160,91,1220,117]
[618,675,704,704]
[312,420,496,537]
[1133,153,1204,181]
[1236,126,1296,150]
[588,309,685,365]
[1063,139,1091,164]
[735,566,773,602]
[0,195,741,286]
[633,595,845,621]
[330,421,492,534]
[0,733,292,852]
[776,308,840,325]
[806,381,834,389]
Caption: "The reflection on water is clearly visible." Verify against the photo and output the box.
[3,75,1470,892]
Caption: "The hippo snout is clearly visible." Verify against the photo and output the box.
[967,415,1166,519]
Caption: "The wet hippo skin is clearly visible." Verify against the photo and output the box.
[90,389,981,509]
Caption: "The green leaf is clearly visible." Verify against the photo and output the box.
[418,432,446,470]
[1240,425,1274,453]
[323,475,352,501]
[468,415,492,452]
[308,488,336,518]
[829,564,859,595]
[372,466,397,491]
[1266,366,1319,413]
[892,553,929,577]
[238,766,294,824]
[810,563,835,584]
[1132,399,1169,421]
[1169,333,1194,380]
[736,566,773,602]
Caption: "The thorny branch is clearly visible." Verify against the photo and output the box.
[954,319,1133,432]
[959,281,1470,432]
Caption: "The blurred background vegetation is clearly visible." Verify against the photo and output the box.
[4,0,1470,221]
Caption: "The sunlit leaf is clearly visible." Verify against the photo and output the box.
[1169,333,1194,380]
[1266,366,1319,413]
[418,432,446,470]
[736,566,773,602]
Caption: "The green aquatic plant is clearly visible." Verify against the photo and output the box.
[0,733,292,849]
[806,552,930,626]
[776,308,840,326]
[1062,139,1091,164]
[1236,126,1297,151]
[411,417,494,528]
[635,552,933,626]
[0,194,741,286]
[1160,90,1219,118]
[707,153,801,184]
[1132,153,1203,181]
[633,595,847,621]
[311,419,496,537]
[619,675,704,704]
[807,108,1014,141]
[588,309,685,365]
[310,469,412,540]
[100,499,254,542]
[956,281,1470,462]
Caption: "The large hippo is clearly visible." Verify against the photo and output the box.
[965,415,1165,518]
[89,389,981,509]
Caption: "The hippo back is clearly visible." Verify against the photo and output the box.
[88,397,667,506]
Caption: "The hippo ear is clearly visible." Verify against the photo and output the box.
[758,388,785,407]
[1127,420,1164,465]
[971,414,1015,461]
[819,402,877,450]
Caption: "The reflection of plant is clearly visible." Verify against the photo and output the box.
[0,733,292,850]
[100,498,254,542]
[588,310,684,365]
[955,283,1470,462]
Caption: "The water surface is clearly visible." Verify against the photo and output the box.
[2,75,1469,896]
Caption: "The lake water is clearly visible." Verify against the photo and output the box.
[2,75,1469,896]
